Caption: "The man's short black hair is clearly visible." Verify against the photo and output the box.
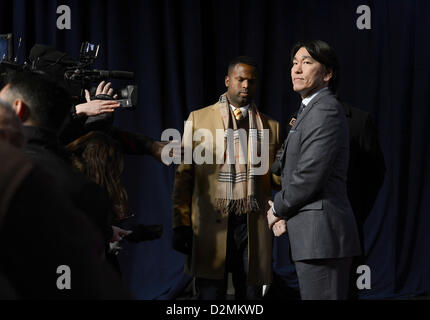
[291,40,340,93]
[5,71,72,131]
[227,56,259,76]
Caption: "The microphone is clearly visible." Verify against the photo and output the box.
[67,69,135,81]
[91,70,134,80]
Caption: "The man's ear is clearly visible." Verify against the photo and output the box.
[12,99,29,122]
[323,68,333,83]
[225,75,230,88]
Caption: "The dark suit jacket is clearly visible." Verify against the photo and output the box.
[273,103,386,233]
[273,89,361,262]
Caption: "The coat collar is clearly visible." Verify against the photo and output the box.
[290,89,333,131]
[211,101,228,130]
[24,126,58,148]
[280,89,335,163]
[23,126,69,161]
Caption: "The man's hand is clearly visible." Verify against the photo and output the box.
[267,200,281,230]
[75,99,120,116]
[94,80,118,99]
[74,81,120,116]
[272,220,287,237]
[152,140,184,165]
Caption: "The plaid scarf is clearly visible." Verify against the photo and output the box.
[215,93,265,215]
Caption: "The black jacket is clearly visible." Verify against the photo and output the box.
[23,126,113,243]
[0,141,129,299]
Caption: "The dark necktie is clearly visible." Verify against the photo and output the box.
[297,103,306,117]
[271,104,304,175]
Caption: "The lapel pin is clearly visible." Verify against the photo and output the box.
[289,117,297,127]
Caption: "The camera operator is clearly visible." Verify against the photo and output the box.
[0,101,129,299]
[0,71,115,249]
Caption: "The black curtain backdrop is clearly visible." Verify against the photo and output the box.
[1,0,429,299]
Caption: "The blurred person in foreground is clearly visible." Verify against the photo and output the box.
[0,101,128,299]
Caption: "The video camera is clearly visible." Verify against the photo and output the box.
[32,41,138,109]
[0,35,137,109]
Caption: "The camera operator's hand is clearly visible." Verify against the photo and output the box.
[111,225,133,243]
[94,81,118,99]
[172,226,193,255]
[75,98,120,117]
[74,81,121,117]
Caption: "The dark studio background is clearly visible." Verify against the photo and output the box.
[1,0,429,299]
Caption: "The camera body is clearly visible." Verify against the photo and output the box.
[0,36,138,109]
[62,41,138,109]
[90,84,138,109]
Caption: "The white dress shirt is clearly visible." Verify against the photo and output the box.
[230,104,249,118]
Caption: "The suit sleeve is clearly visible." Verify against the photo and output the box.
[274,102,345,219]
[172,112,195,228]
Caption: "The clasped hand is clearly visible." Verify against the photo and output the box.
[267,200,287,237]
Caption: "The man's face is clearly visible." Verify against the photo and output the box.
[225,63,257,107]
[291,47,332,99]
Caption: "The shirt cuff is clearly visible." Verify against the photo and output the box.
[272,204,280,217]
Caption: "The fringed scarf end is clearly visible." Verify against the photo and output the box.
[215,197,260,215]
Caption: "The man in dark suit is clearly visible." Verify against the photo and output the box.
[267,102,386,300]
[267,40,361,300]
